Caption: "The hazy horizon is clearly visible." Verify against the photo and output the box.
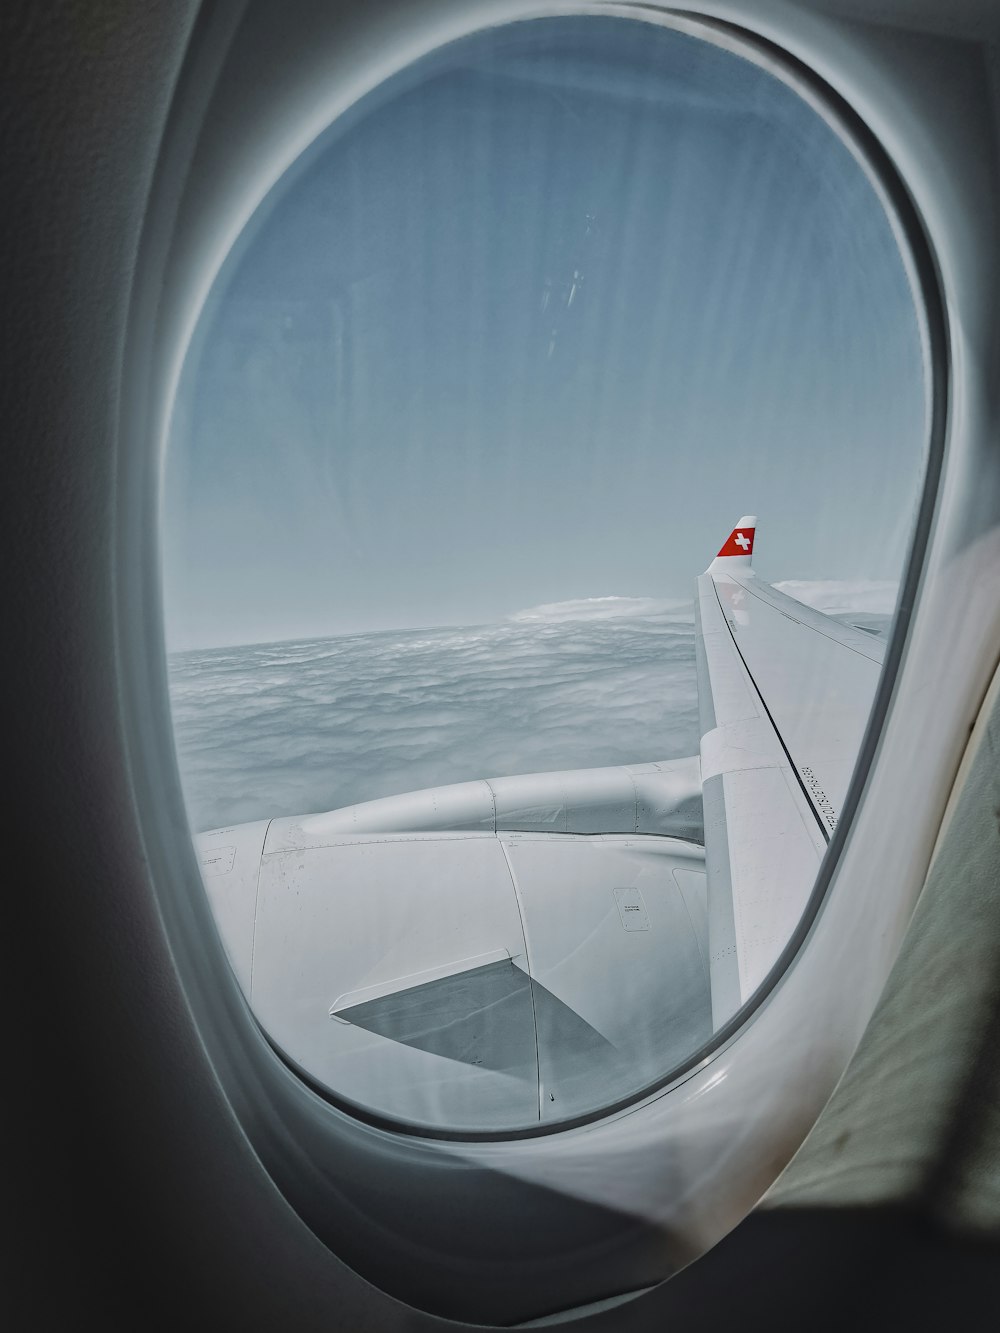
[165,578,898,655]
[168,578,895,833]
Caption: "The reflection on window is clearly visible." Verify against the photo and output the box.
[166,16,926,1130]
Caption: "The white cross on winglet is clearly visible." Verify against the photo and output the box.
[735,531,750,550]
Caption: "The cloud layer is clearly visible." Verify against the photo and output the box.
[169,602,699,833]
[168,585,890,835]
[509,596,690,623]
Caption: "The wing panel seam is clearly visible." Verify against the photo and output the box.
[497,836,542,1122]
[709,579,831,845]
[728,574,885,664]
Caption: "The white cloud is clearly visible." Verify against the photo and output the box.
[169,608,699,833]
[509,596,689,623]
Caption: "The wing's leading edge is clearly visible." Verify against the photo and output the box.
[695,517,886,1026]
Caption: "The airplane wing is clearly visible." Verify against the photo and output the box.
[695,516,886,1025]
[197,757,710,1129]
[196,513,889,1126]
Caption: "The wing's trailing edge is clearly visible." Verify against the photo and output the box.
[695,518,886,1027]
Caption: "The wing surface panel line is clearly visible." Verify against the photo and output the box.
[709,577,831,845]
[723,572,886,665]
[497,835,542,1122]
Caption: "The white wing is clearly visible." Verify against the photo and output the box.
[696,517,886,1025]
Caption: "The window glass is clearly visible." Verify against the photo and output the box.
[164,16,927,1130]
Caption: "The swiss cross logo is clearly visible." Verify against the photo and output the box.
[717,526,755,558]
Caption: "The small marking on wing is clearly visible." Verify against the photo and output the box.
[801,766,838,831]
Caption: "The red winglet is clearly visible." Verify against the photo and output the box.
[717,523,755,558]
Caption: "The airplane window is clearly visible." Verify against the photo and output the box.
[163,15,928,1133]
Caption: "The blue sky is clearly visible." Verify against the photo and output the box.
[163,16,926,650]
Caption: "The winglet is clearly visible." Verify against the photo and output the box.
[707,516,756,573]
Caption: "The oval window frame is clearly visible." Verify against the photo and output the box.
[116,2,951,1322]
